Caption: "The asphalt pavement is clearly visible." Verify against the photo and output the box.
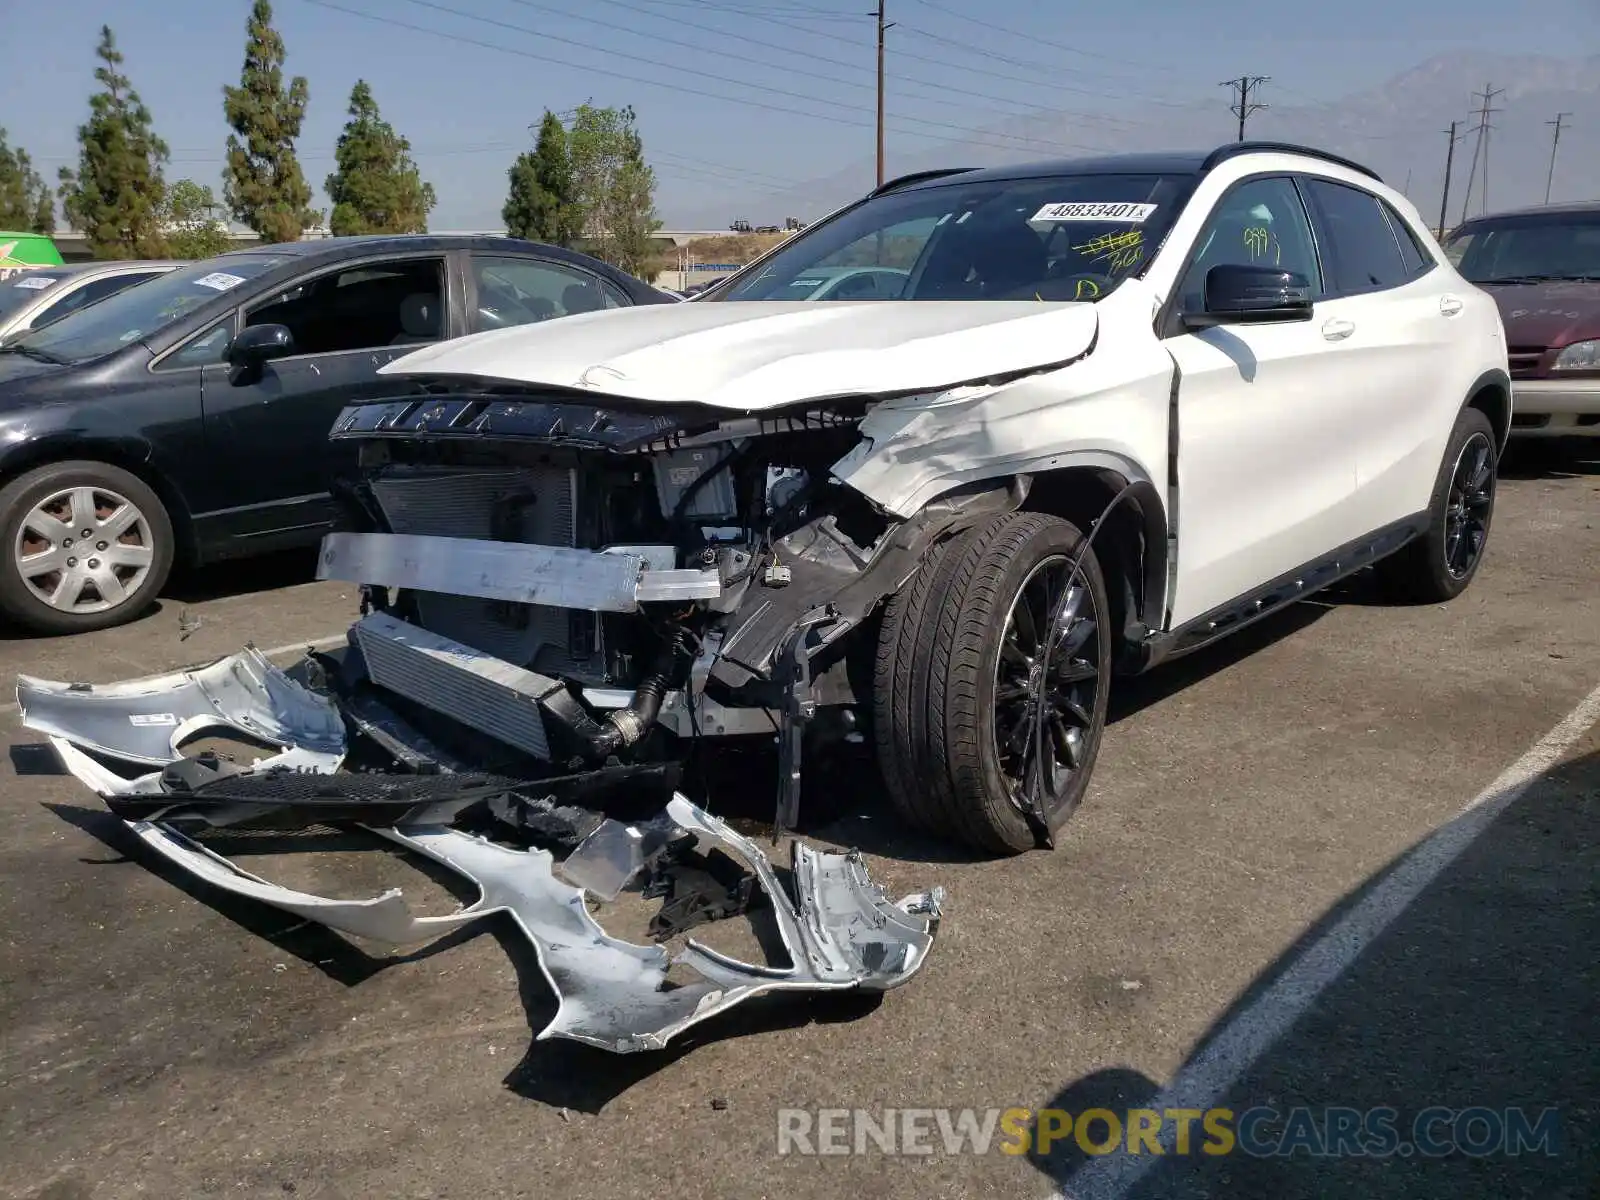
[1,446,1596,1200]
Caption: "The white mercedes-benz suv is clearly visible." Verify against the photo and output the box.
[28,142,1513,859]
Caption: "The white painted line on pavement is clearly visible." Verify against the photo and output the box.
[0,631,349,722]
[1064,676,1600,1200]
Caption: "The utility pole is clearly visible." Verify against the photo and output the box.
[873,0,893,187]
[1544,112,1572,205]
[1220,75,1270,142]
[1459,83,1503,224]
[1439,121,1461,238]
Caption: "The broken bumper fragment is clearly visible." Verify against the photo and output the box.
[21,644,944,1056]
[17,647,346,774]
[131,797,940,1053]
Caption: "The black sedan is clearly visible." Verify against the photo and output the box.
[0,235,673,635]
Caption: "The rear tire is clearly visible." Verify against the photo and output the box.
[0,460,174,636]
[1375,406,1497,604]
[875,511,1112,855]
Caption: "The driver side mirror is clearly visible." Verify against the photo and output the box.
[228,322,294,368]
[1185,264,1314,329]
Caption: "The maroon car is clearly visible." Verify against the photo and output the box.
[1444,202,1600,440]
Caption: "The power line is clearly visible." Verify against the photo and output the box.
[624,0,1184,116]
[1545,112,1572,205]
[892,26,1194,108]
[514,0,1088,124]
[1221,75,1269,142]
[299,0,1116,159]
[905,0,1173,75]
[1458,83,1503,223]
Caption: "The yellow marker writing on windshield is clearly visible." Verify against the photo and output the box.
[1072,230,1144,272]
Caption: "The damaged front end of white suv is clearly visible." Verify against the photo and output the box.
[312,299,1110,837]
[20,299,1122,1053]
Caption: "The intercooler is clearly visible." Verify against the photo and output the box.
[368,465,608,683]
[351,611,563,761]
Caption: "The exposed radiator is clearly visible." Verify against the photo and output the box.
[352,611,563,761]
[368,465,605,682]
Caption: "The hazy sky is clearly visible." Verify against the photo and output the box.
[7,0,1593,228]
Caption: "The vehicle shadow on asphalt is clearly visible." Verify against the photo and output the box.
[1497,440,1600,481]
[160,547,321,605]
[0,547,321,642]
[817,597,1337,863]
[1024,747,1599,1199]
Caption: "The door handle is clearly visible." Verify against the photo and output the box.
[1439,294,1464,316]
[1321,318,1355,341]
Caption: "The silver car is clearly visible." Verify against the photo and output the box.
[0,260,180,344]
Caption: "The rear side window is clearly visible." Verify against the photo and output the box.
[31,271,163,331]
[1382,202,1435,279]
[1300,178,1407,296]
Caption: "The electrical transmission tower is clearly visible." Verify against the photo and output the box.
[1220,75,1270,141]
[1458,84,1504,224]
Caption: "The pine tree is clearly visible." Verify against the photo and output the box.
[323,81,435,236]
[57,26,169,259]
[222,0,317,243]
[503,110,578,246]
[0,129,54,233]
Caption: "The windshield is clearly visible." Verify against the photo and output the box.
[9,254,290,364]
[715,172,1192,303]
[1445,217,1600,283]
[0,271,66,320]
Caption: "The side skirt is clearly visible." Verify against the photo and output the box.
[1138,512,1429,670]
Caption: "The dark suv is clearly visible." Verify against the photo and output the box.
[1444,203,1600,439]
[0,235,671,635]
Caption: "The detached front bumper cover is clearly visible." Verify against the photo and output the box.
[132,797,942,1054]
[21,648,945,1056]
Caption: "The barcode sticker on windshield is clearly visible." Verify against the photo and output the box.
[1029,202,1157,224]
[194,271,246,292]
[14,275,55,289]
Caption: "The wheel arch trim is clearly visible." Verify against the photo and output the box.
[1464,367,1513,454]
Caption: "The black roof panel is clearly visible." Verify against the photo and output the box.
[883,143,1381,194]
[1455,200,1600,223]
[889,152,1212,192]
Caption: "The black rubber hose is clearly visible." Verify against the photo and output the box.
[539,628,695,762]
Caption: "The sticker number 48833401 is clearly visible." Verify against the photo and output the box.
[1029,202,1157,224]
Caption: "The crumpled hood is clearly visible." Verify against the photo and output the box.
[380,301,1100,411]
[1479,279,1600,347]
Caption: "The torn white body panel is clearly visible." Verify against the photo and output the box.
[126,796,942,1054]
[831,281,1174,517]
[16,648,345,768]
[379,299,1099,411]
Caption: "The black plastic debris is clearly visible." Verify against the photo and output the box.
[643,845,762,941]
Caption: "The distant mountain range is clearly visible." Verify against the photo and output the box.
[678,52,1600,230]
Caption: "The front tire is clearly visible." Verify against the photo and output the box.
[0,460,174,635]
[875,511,1113,855]
[1375,407,1497,604]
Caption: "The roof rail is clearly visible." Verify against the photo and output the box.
[869,167,977,197]
[1201,142,1382,183]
